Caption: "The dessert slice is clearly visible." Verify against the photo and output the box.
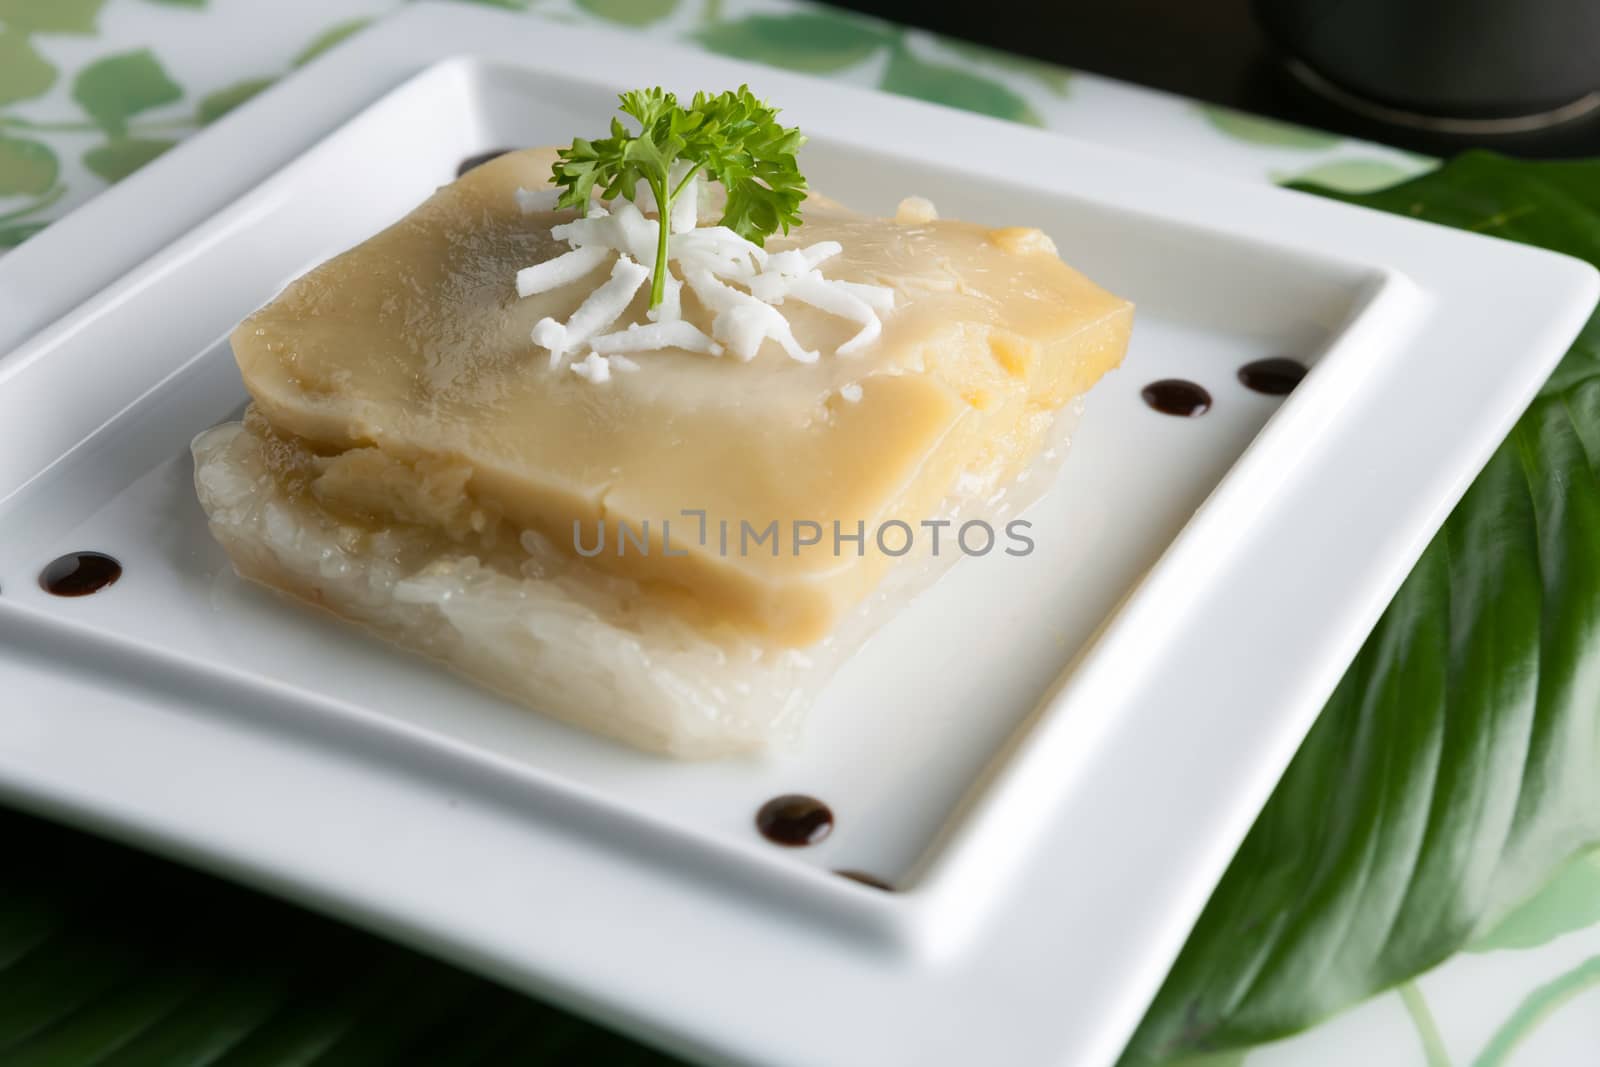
[194,94,1131,757]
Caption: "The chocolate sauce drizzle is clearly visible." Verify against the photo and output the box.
[755,794,834,847]
[1141,379,1212,417]
[40,552,122,597]
[1238,357,1308,396]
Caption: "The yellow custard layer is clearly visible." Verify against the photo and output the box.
[232,148,1132,645]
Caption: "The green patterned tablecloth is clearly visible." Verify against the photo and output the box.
[2,1,1596,1064]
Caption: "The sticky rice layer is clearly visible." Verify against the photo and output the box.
[191,402,1078,758]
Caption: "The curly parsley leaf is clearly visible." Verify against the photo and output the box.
[551,85,806,307]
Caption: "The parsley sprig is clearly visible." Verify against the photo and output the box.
[551,86,808,308]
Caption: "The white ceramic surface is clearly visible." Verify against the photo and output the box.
[0,8,1594,1067]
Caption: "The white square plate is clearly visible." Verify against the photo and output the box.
[0,7,1594,1066]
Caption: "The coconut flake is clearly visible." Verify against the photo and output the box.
[757,242,838,282]
[553,202,658,265]
[531,319,568,368]
[513,187,894,375]
[675,226,767,279]
[836,280,897,314]
[570,352,612,383]
[744,260,894,355]
[785,272,882,355]
[746,272,790,304]
[685,268,818,363]
[840,382,864,403]
[515,186,561,214]
[760,249,808,280]
[590,320,723,357]
[516,245,611,298]
[567,255,650,338]
[668,162,699,235]
[532,254,650,366]
[647,274,683,324]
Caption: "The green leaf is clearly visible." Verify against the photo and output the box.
[880,46,1042,125]
[1469,849,1600,952]
[694,12,896,73]
[1123,152,1600,1064]
[940,38,1072,96]
[1166,1051,1250,1067]
[0,807,681,1064]
[0,28,56,106]
[291,17,372,68]
[1473,955,1600,1066]
[552,86,806,306]
[1198,103,1340,149]
[82,137,175,181]
[0,220,46,247]
[576,0,677,24]
[196,76,273,125]
[1398,982,1452,1067]
[0,135,56,195]
[72,50,183,137]
[1273,157,1429,194]
[0,0,104,34]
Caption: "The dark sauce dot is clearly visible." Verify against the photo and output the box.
[835,869,894,891]
[756,794,834,847]
[1141,379,1212,417]
[1238,357,1308,396]
[457,148,514,177]
[40,552,122,597]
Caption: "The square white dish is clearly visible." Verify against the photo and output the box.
[0,7,1595,1066]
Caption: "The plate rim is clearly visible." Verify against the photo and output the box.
[1,8,1596,1067]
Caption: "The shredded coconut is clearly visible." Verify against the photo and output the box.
[685,268,818,363]
[590,320,723,357]
[786,273,882,355]
[532,254,649,367]
[513,186,895,379]
[836,280,896,314]
[515,186,561,214]
[553,202,659,265]
[674,226,766,281]
[516,245,609,298]
[840,383,863,403]
[570,352,612,383]
[647,274,683,324]
[667,161,699,234]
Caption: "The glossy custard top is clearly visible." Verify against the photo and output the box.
[233,148,1133,644]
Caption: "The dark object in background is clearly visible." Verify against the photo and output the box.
[827,0,1600,157]
[1255,0,1600,131]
